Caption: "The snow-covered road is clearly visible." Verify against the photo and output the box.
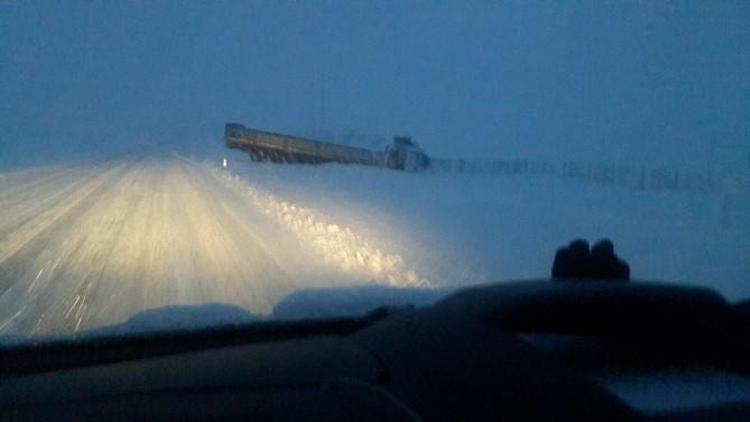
[0,154,384,336]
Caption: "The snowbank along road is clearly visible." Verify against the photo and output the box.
[0,154,426,337]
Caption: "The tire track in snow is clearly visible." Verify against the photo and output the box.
[0,161,134,268]
[0,155,318,336]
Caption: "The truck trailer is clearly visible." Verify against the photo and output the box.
[224,123,429,171]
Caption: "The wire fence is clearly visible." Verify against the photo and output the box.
[560,162,715,192]
[429,158,725,194]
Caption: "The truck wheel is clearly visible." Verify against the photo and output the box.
[258,149,270,162]
[268,151,282,163]
[249,149,262,162]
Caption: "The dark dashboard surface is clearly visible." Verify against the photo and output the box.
[2,279,749,421]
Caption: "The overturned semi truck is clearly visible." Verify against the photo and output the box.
[224,123,430,171]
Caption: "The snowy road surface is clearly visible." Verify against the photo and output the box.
[0,154,370,336]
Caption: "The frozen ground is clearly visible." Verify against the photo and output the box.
[0,149,747,338]
[218,148,750,301]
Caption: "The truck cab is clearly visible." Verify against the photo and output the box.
[384,136,430,172]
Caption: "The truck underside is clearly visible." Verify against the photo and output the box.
[225,140,329,165]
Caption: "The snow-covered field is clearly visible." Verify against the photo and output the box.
[219,149,750,302]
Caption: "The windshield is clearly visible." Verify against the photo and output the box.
[1,2,748,341]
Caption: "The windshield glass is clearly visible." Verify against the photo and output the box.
[1,1,748,341]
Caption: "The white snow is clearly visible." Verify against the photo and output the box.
[218,149,750,302]
[0,147,746,340]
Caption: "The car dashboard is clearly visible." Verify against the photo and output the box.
[2,279,750,421]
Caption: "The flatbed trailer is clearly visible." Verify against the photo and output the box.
[224,123,429,171]
[225,123,383,166]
